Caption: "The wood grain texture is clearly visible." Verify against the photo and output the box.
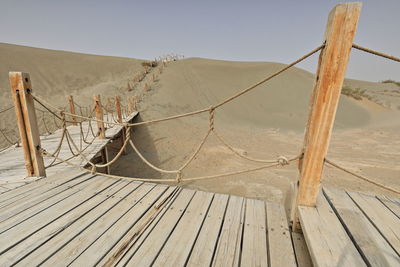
[324,187,399,266]
[9,72,45,177]
[297,2,362,206]
[266,201,297,267]
[298,191,365,266]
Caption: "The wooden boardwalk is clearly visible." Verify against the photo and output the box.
[299,187,400,266]
[0,112,138,192]
[0,170,299,266]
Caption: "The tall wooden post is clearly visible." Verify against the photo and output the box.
[68,95,77,126]
[9,72,46,177]
[296,3,362,209]
[93,95,105,139]
[115,95,127,154]
[115,95,123,123]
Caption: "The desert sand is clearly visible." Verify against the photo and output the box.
[1,43,399,216]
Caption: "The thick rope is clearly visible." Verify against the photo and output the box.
[213,129,282,164]
[325,158,400,195]
[352,43,400,62]
[40,147,298,183]
[128,139,179,174]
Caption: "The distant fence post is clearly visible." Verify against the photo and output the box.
[115,95,123,123]
[115,95,127,154]
[295,2,361,213]
[9,72,46,177]
[93,95,105,139]
[68,95,77,126]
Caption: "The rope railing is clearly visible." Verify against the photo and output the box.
[0,106,14,114]
[352,43,400,62]
[325,158,400,195]
[5,41,399,192]
[38,101,299,184]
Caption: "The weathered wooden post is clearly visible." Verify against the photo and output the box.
[293,2,361,227]
[9,72,46,177]
[115,95,123,123]
[115,95,127,154]
[93,95,105,139]
[67,95,77,126]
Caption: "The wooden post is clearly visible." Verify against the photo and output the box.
[115,95,127,154]
[67,95,77,126]
[101,147,110,174]
[93,95,105,139]
[296,3,362,208]
[9,72,46,177]
[115,95,123,123]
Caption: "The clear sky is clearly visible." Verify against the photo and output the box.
[1,0,399,82]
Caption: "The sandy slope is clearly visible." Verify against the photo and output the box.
[1,44,399,215]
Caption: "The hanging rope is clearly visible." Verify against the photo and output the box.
[325,158,400,195]
[0,106,14,114]
[352,43,400,62]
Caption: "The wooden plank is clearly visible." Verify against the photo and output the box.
[122,189,196,266]
[377,195,400,219]
[152,191,214,266]
[0,169,85,206]
[266,201,297,267]
[0,176,119,254]
[0,173,93,223]
[291,232,313,267]
[15,181,146,266]
[298,192,365,266]
[186,194,229,267]
[9,72,45,177]
[96,186,179,266]
[0,175,103,233]
[348,191,400,255]
[240,199,268,267]
[297,2,362,207]
[0,178,131,265]
[69,184,169,266]
[212,195,245,267]
[324,187,399,266]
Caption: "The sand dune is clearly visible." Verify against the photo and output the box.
[1,43,399,209]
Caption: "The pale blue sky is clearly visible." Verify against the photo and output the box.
[1,0,399,82]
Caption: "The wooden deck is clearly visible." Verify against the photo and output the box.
[0,170,299,266]
[0,111,399,266]
[299,187,400,266]
[0,112,138,192]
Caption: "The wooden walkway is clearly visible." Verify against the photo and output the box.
[0,170,299,266]
[299,187,400,266]
[0,112,138,192]
[0,111,399,266]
